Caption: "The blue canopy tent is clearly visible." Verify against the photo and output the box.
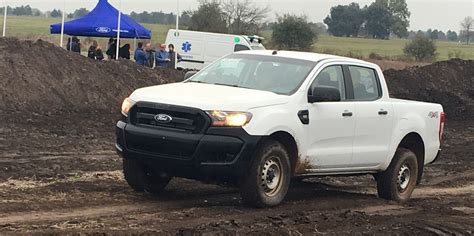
[50,0,151,39]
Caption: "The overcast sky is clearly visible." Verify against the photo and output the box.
[4,0,474,31]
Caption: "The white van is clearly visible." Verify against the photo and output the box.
[165,29,265,70]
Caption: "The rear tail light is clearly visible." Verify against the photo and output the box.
[439,112,445,143]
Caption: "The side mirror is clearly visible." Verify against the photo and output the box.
[308,86,341,103]
[183,71,198,81]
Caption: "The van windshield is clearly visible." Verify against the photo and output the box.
[251,45,266,50]
[187,54,316,95]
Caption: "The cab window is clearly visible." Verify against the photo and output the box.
[348,66,381,100]
[310,66,346,100]
[234,44,250,52]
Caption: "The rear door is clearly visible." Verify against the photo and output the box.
[346,65,394,167]
[306,65,356,170]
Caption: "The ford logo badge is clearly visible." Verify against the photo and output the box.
[154,114,173,124]
[96,27,111,33]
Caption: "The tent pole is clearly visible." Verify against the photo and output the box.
[60,0,65,47]
[133,37,136,53]
[175,0,179,69]
[115,0,122,60]
[2,1,7,37]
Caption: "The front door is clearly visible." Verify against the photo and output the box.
[306,65,356,171]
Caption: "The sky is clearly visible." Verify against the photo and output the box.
[4,0,474,31]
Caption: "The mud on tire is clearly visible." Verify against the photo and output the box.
[123,158,172,194]
[240,140,291,208]
[376,148,419,202]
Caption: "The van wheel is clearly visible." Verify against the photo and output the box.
[123,158,172,194]
[376,148,418,202]
[240,140,291,208]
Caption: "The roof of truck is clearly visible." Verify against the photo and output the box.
[237,50,376,67]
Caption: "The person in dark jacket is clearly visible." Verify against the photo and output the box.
[68,36,81,53]
[144,43,155,68]
[119,44,131,60]
[168,44,182,69]
[88,40,104,61]
[134,42,147,65]
[155,44,170,68]
[106,38,117,60]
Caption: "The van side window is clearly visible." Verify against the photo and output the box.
[310,66,346,100]
[348,66,381,100]
[234,44,250,52]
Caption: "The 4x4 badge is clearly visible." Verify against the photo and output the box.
[154,114,173,123]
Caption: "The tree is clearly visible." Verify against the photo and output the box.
[446,30,459,41]
[404,35,436,61]
[272,14,317,50]
[386,0,410,37]
[71,8,90,18]
[364,2,392,39]
[324,3,364,37]
[11,5,33,16]
[430,29,439,40]
[460,16,473,44]
[188,0,227,33]
[221,0,270,35]
[50,9,62,18]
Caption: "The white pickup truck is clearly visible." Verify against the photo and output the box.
[116,50,445,207]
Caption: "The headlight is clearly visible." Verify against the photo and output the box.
[121,97,135,116]
[206,111,252,127]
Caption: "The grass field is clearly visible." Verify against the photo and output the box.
[2,16,473,61]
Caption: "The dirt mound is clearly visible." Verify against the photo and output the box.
[0,37,184,114]
[385,59,474,121]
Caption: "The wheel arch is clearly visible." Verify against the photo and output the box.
[396,132,425,184]
[266,131,299,176]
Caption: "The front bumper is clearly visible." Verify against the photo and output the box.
[115,120,262,181]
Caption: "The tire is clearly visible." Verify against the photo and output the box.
[240,140,291,208]
[123,158,172,194]
[376,148,419,202]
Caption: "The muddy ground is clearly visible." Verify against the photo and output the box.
[0,38,473,234]
[0,113,472,234]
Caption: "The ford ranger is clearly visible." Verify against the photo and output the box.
[116,50,445,207]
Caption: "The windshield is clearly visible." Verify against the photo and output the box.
[187,54,316,95]
[251,44,266,50]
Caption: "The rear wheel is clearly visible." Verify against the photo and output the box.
[376,148,419,202]
[240,140,291,208]
[123,158,172,194]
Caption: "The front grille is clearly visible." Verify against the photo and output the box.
[125,132,197,158]
[129,102,210,134]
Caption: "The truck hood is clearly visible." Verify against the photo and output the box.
[129,82,289,111]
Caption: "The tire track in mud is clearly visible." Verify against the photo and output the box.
[0,183,472,226]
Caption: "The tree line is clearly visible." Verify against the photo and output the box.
[0,5,90,19]
[324,0,410,39]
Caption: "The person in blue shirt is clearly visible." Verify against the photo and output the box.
[134,42,147,66]
[155,44,170,68]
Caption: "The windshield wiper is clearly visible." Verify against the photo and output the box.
[187,80,208,84]
[213,83,249,89]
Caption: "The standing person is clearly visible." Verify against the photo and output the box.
[168,44,182,69]
[119,44,131,60]
[70,36,81,53]
[88,40,104,61]
[66,37,72,51]
[144,43,155,68]
[155,44,170,68]
[134,42,147,66]
[106,38,117,60]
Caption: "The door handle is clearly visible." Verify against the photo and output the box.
[378,110,388,115]
[342,112,353,117]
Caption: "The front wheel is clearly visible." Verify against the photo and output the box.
[376,148,419,202]
[240,140,291,208]
[123,158,172,195]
